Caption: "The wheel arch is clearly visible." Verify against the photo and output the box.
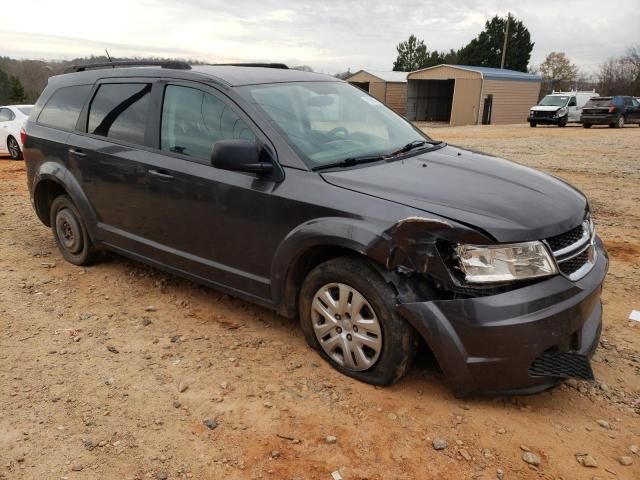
[271,217,389,318]
[32,166,98,239]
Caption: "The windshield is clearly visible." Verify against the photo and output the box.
[538,95,569,107]
[241,82,429,167]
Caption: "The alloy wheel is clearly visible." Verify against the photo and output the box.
[310,282,382,371]
[8,137,20,159]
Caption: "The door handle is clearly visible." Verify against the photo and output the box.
[68,148,87,157]
[148,169,174,180]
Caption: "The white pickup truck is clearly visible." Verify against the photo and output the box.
[528,91,599,127]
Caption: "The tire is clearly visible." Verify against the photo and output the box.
[558,116,568,127]
[7,136,22,160]
[529,122,537,127]
[299,256,418,386]
[49,195,98,266]
[582,123,592,128]
[615,115,625,128]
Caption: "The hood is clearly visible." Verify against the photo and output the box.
[320,145,588,243]
[531,105,564,112]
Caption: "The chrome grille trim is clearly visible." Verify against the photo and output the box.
[544,217,596,281]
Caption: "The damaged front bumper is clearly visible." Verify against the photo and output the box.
[398,238,608,397]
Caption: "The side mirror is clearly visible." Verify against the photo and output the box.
[211,139,273,175]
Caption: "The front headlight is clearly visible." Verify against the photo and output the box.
[530,110,534,116]
[554,108,566,118]
[455,241,558,284]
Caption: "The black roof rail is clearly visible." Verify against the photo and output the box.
[64,60,192,73]
[214,63,289,69]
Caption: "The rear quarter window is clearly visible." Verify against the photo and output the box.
[37,85,92,131]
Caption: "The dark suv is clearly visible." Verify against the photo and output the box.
[24,61,608,397]
[581,95,640,128]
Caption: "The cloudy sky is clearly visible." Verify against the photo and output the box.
[2,0,638,74]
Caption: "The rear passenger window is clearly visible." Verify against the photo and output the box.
[161,85,255,160]
[0,108,13,121]
[37,85,91,131]
[88,83,151,145]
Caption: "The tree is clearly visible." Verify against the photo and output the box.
[393,35,444,71]
[9,75,26,103]
[596,45,640,96]
[457,15,534,72]
[539,52,578,92]
[0,68,9,105]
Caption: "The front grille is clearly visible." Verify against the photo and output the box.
[546,224,584,252]
[545,218,595,281]
[532,111,554,118]
[559,249,590,276]
[528,352,594,380]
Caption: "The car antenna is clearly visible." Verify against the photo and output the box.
[105,49,114,67]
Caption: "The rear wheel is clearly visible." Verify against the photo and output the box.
[7,136,22,160]
[615,115,625,128]
[50,195,97,266]
[299,257,418,386]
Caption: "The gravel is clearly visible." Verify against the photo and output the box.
[432,439,448,450]
[521,451,540,466]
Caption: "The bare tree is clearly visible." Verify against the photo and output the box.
[597,45,640,96]
[539,52,578,93]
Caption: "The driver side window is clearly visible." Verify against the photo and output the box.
[568,97,577,107]
[161,85,256,161]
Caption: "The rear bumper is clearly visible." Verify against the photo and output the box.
[398,237,608,397]
[581,114,616,124]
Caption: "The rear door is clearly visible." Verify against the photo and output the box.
[631,98,640,122]
[0,107,14,152]
[66,79,160,248]
[623,97,640,122]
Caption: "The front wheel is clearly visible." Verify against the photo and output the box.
[529,122,537,127]
[615,115,625,128]
[558,116,568,127]
[7,136,22,160]
[582,123,592,128]
[50,195,98,266]
[299,257,418,386]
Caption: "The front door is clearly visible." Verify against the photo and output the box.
[567,96,579,122]
[129,82,279,300]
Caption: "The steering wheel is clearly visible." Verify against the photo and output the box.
[327,126,349,138]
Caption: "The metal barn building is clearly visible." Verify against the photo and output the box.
[406,65,542,126]
[345,70,408,116]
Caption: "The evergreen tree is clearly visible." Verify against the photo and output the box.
[457,15,534,72]
[9,75,26,103]
[0,68,9,105]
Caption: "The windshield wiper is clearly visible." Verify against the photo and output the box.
[312,154,388,171]
[388,139,445,157]
[312,140,446,172]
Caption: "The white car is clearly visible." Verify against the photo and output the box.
[0,104,33,160]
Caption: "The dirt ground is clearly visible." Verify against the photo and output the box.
[1,123,639,480]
